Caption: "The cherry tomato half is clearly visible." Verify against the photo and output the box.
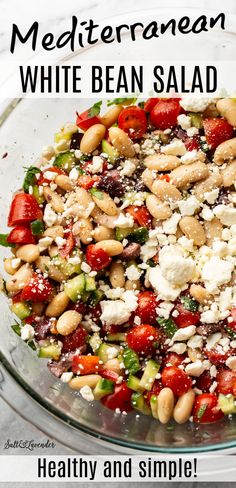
[86,244,112,271]
[136,291,159,325]
[126,324,159,355]
[162,366,192,396]
[72,355,100,375]
[118,106,147,139]
[21,274,53,303]
[101,382,133,412]
[7,226,35,245]
[203,118,233,150]
[150,99,181,130]
[193,393,224,423]
[8,194,43,227]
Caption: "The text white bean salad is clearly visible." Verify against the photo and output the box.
[1,97,236,425]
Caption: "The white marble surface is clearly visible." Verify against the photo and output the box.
[0,0,236,483]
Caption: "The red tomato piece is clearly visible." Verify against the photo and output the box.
[77,175,100,190]
[144,98,159,113]
[173,302,200,328]
[99,368,119,383]
[86,244,111,271]
[158,174,170,182]
[204,347,231,367]
[62,326,88,353]
[184,135,200,151]
[150,99,181,130]
[21,274,53,302]
[76,109,101,131]
[162,366,192,396]
[196,370,212,393]
[126,324,159,355]
[126,205,152,228]
[101,382,133,412]
[7,226,35,244]
[72,355,101,375]
[193,393,224,423]
[118,106,147,139]
[60,230,75,259]
[136,291,159,325]
[162,352,185,368]
[37,167,65,186]
[216,369,236,395]
[203,118,234,150]
[8,194,43,227]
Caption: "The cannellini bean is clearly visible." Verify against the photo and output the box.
[187,347,202,362]
[190,284,212,304]
[69,375,101,389]
[93,225,115,241]
[80,124,106,154]
[46,291,70,318]
[125,279,141,290]
[16,244,40,263]
[43,187,64,213]
[100,105,123,128]
[94,240,123,256]
[104,359,123,375]
[170,162,209,188]
[57,310,82,336]
[145,154,180,171]
[73,218,93,245]
[91,206,118,228]
[91,191,118,216]
[109,262,125,288]
[204,218,222,246]
[55,174,74,192]
[221,160,236,187]
[179,216,206,246]
[173,390,195,424]
[36,256,66,282]
[32,302,45,315]
[146,194,172,220]
[6,264,32,294]
[151,179,181,202]
[76,187,94,212]
[216,99,236,127]
[193,173,222,201]
[48,245,59,258]
[109,127,135,158]
[157,388,175,424]
[4,257,21,275]
[141,168,155,191]
[43,225,64,240]
[213,137,236,165]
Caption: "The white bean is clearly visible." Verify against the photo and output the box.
[94,240,123,256]
[109,262,125,288]
[46,292,70,318]
[100,105,123,128]
[16,244,40,263]
[179,216,206,246]
[55,174,74,192]
[93,225,115,241]
[157,388,175,424]
[170,162,209,188]
[80,124,106,154]
[43,187,64,213]
[213,137,236,165]
[151,179,181,202]
[221,160,236,187]
[4,257,21,275]
[146,194,172,220]
[173,390,195,424]
[91,191,118,216]
[57,310,82,336]
[69,375,101,389]
[6,264,32,294]
[216,99,236,127]
[109,127,135,158]
[145,154,180,171]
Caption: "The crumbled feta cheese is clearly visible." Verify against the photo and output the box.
[185,360,205,377]
[168,342,187,354]
[113,212,134,228]
[69,167,79,181]
[88,156,104,173]
[178,236,194,253]
[200,309,220,324]
[187,334,203,350]
[206,332,222,350]
[125,265,142,281]
[201,257,234,291]
[149,266,183,301]
[89,332,102,352]
[226,356,236,370]
[214,205,236,226]
[122,290,138,312]
[186,127,199,137]
[21,324,34,341]
[172,325,196,342]
[106,347,119,360]
[100,300,132,325]
[159,245,196,286]
[43,204,58,227]
[180,98,216,113]
[180,150,200,165]
[81,262,92,274]
[38,236,53,252]
[201,207,214,221]
[178,196,200,216]
[61,372,73,383]
[161,140,186,156]
[120,159,136,177]
[212,240,227,258]
[177,114,191,130]
[80,385,94,402]
[162,213,181,234]
[204,188,219,205]
[44,171,57,181]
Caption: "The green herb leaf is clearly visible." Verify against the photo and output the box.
[89,188,104,200]
[28,340,37,351]
[157,317,178,338]
[107,97,137,107]
[88,101,102,117]
[0,234,14,247]
[23,166,41,193]
[197,403,208,420]
[181,296,199,312]
[30,220,44,236]
[225,327,236,340]
[138,101,145,109]
[11,323,21,336]
[147,259,156,268]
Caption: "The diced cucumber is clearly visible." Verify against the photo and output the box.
[31,219,44,236]
[32,185,45,204]
[128,227,149,245]
[89,289,104,306]
[101,140,119,163]
[115,227,133,242]
[139,360,160,391]
[85,275,96,292]
[157,317,178,338]
[131,392,151,416]
[54,151,76,171]
[187,112,203,129]
[64,274,85,302]
[150,394,158,419]
[93,378,114,400]
[11,302,31,320]
[38,343,62,360]
[107,333,126,342]
[98,343,116,363]
[180,296,199,312]
[127,375,144,392]
[123,347,141,374]
[54,253,82,277]
[218,394,236,415]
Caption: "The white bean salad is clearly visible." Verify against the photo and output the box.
[2,96,236,425]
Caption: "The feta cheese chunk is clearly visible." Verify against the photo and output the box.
[180,98,216,113]
[125,265,142,281]
[100,299,134,325]
[80,385,94,402]
[172,325,196,342]
[214,205,236,226]
[178,196,200,216]
[201,256,234,291]
[43,204,58,227]
[185,360,205,377]
[226,356,236,370]
[159,245,196,286]
[149,266,183,301]
[161,140,186,156]
[21,324,34,341]
[113,212,134,228]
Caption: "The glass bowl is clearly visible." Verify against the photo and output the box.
[1,8,236,454]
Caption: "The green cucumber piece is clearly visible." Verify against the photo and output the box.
[115,227,133,242]
[123,347,141,374]
[139,360,160,391]
[180,296,199,312]
[150,394,158,419]
[85,275,96,292]
[218,394,236,414]
[131,392,151,415]
[23,166,41,193]
[32,185,45,204]
[128,227,149,245]
[64,274,85,302]
[11,302,31,320]
[89,289,104,306]
[98,343,116,363]
[54,151,76,171]
[31,219,44,236]
[101,140,119,163]
[53,254,82,278]
[38,343,62,360]
[157,317,178,338]
[187,112,203,129]
[127,375,144,392]
[93,378,115,400]
[107,333,126,342]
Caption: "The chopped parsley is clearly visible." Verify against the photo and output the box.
[0,234,14,247]
[89,188,104,200]
[88,100,102,117]
[23,166,41,193]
